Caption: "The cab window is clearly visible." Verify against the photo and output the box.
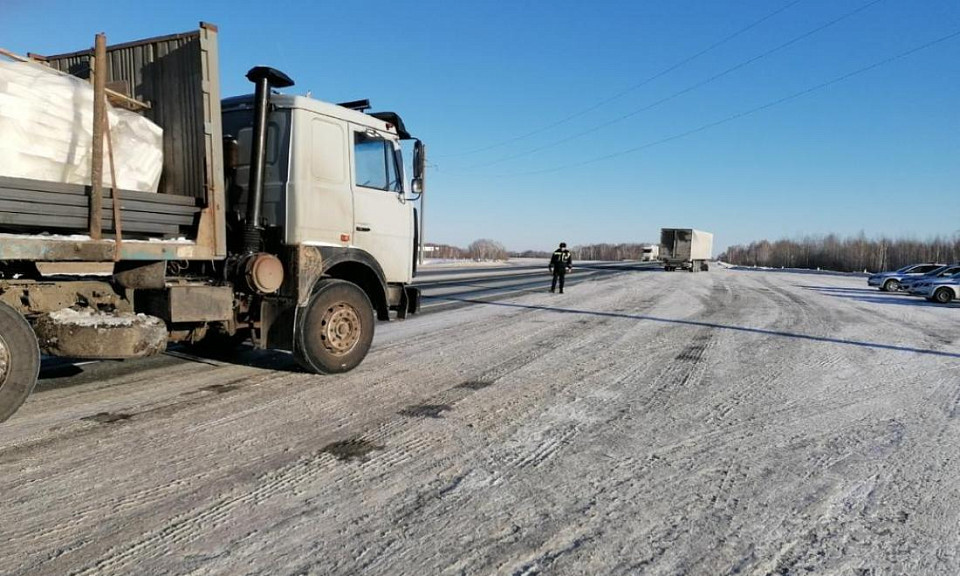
[354,132,401,191]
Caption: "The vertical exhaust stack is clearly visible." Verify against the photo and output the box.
[244,66,294,253]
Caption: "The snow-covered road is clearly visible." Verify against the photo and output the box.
[2,268,959,575]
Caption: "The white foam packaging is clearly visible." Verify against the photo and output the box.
[0,60,163,193]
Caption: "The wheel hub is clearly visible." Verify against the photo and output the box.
[0,333,10,389]
[319,303,361,355]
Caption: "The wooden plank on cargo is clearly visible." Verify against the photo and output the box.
[90,33,107,240]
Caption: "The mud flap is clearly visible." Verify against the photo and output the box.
[261,297,295,350]
[397,286,421,319]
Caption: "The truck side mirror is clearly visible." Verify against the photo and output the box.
[413,139,425,180]
[410,139,425,197]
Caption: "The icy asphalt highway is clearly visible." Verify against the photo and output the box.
[2,267,960,575]
[414,260,660,311]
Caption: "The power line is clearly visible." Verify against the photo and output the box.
[463,0,887,171]
[436,0,806,159]
[495,29,960,177]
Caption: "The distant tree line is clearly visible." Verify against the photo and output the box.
[572,243,650,261]
[720,233,960,273]
[430,242,658,261]
[424,240,509,261]
[510,249,552,259]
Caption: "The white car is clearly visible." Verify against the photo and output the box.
[914,273,960,303]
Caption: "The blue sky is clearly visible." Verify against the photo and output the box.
[4,0,958,253]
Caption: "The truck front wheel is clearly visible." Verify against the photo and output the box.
[294,279,375,374]
[0,301,41,423]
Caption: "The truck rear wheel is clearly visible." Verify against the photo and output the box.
[294,279,375,374]
[0,301,41,423]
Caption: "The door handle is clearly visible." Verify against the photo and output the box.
[356,226,371,232]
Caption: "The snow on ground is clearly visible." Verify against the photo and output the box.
[1,268,959,575]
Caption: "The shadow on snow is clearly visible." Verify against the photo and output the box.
[800,285,960,309]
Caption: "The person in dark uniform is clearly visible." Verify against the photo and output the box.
[549,242,573,293]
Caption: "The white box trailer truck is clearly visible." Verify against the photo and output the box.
[640,244,659,262]
[660,228,713,272]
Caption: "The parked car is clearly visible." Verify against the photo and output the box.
[902,264,960,294]
[915,273,960,303]
[867,263,944,291]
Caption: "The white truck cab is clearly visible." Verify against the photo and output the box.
[216,74,425,375]
[222,95,418,286]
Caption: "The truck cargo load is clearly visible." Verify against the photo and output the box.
[0,60,164,193]
[0,24,225,260]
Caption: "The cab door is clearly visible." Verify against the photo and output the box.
[349,126,414,284]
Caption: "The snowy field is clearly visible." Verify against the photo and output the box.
[1,267,959,575]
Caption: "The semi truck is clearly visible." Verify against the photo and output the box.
[660,228,713,272]
[0,23,426,422]
[640,244,659,262]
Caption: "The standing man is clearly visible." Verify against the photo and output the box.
[549,242,573,293]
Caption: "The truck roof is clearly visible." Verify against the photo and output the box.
[221,94,405,138]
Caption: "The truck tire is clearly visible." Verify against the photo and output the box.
[933,287,954,304]
[701,262,710,272]
[294,279,375,374]
[0,301,41,423]
[882,279,900,292]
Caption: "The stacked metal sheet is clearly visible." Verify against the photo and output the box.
[0,175,200,237]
